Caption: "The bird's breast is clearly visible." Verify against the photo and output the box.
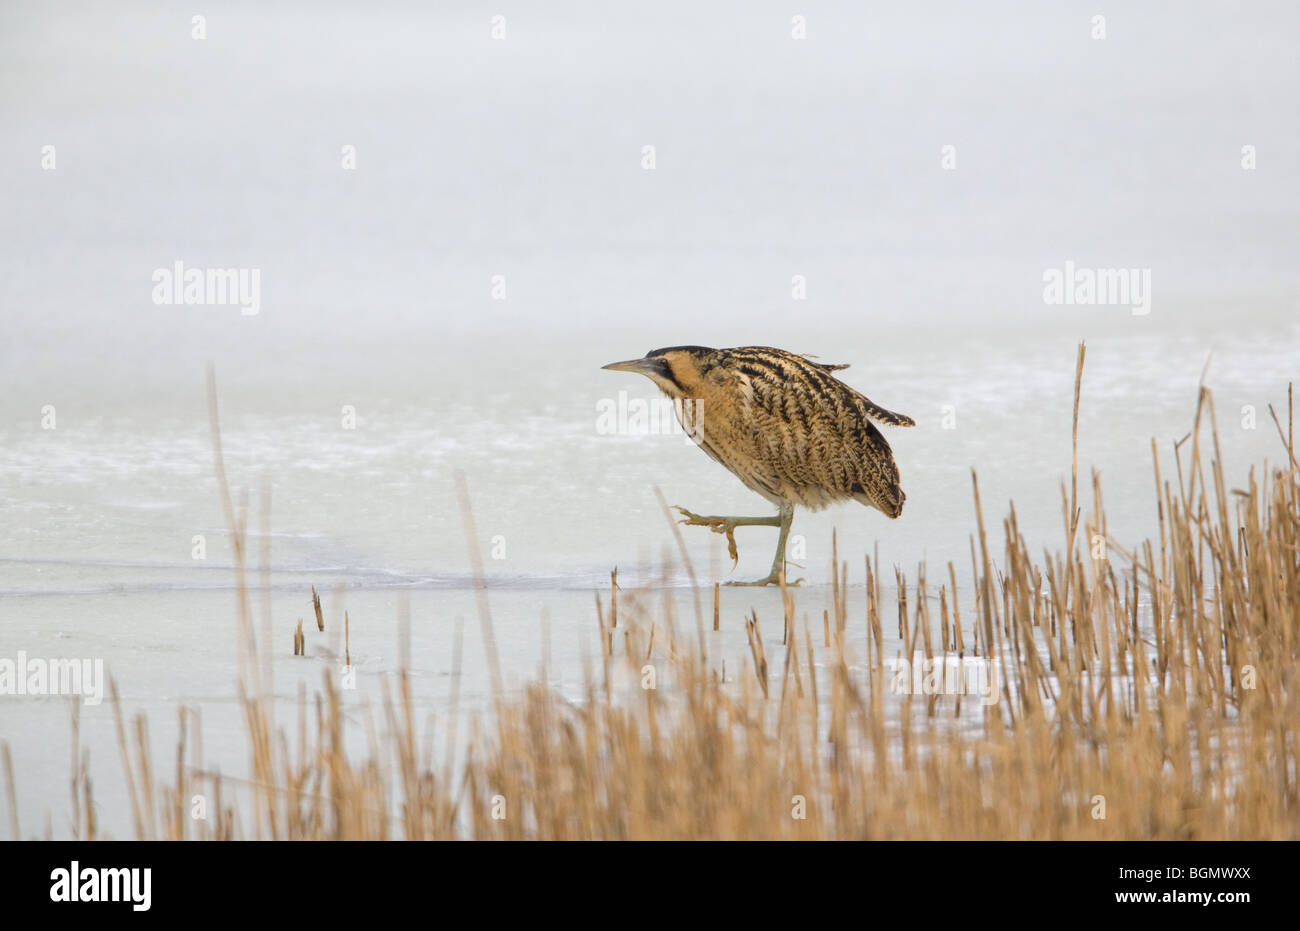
[676,394,787,505]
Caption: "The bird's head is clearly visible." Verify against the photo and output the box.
[601,346,714,398]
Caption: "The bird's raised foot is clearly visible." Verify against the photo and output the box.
[673,507,782,532]
[674,506,788,573]
[674,507,741,566]
[673,507,735,533]
[676,504,759,535]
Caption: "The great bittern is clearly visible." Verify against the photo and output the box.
[603,345,914,585]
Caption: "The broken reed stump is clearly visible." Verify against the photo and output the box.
[744,610,768,698]
[345,610,351,668]
[610,568,618,629]
[595,591,612,657]
[311,586,324,631]
[293,618,305,656]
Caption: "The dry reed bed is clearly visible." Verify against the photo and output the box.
[6,356,1298,840]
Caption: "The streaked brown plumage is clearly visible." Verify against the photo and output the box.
[603,345,914,585]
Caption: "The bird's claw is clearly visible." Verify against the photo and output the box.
[674,507,740,568]
[674,506,717,527]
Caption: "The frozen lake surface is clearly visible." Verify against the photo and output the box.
[1,1,1298,836]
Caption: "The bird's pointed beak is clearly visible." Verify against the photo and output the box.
[601,358,651,374]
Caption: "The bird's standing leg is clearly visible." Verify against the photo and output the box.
[736,503,796,587]
[675,503,797,586]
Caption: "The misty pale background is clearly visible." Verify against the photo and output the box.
[1,1,1297,836]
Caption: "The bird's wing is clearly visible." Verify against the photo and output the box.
[791,353,912,425]
[734,359,909,514]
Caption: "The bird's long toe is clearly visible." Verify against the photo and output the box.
[725,573,779,587]
[674,507,733,533]
[725,570,803,587]
[673,506,709,526]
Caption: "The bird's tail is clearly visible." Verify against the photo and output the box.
[851,482,905,518]
[880,485,905,518]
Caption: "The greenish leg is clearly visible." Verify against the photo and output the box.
[674,504,797,587]
[674,507,782,531]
